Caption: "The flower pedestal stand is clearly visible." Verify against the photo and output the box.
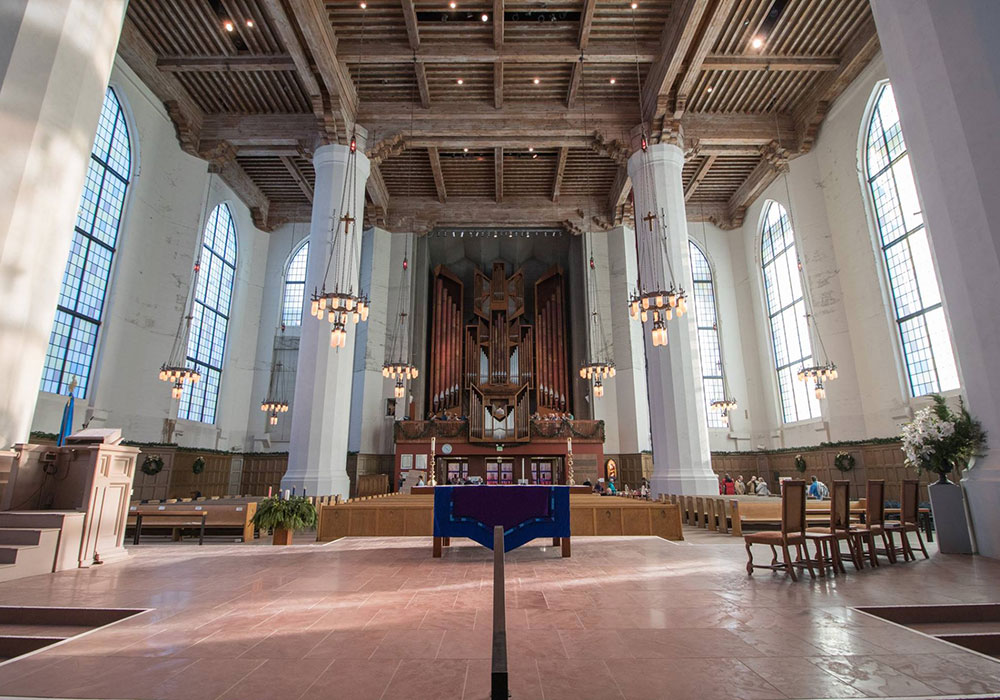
[928,478,974,554]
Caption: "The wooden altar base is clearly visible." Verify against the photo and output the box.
[316,493,684,542]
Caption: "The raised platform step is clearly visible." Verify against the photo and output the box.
[0,607,144,662]
[0,529,60,583]
[0,528,59,547]
[859,604,1000,659]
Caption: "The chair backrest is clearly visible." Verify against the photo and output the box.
[866,480,885,526]
[900,479,920,525]
[830,480,851,532]
[780,480,807,535]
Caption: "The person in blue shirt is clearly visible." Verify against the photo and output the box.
[808,475,829,500]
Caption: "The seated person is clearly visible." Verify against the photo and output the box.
[808,476,830,500]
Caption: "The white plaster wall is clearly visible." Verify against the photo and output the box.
[30,58,270,451]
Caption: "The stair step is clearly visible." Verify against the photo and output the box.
[0,544,40,565]
[0,635,67,658]
[0,528,59,546]
[937,632,1000,658]
[0,606,141,627]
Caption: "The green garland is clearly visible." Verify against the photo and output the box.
[191,456,206,475]
[834,451,856,472]
[794,454,807,473]
[140,454,164,476]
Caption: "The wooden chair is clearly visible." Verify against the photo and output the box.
[852,480,895,566]
[884,479,930,561]
[744,480,815,582]
[805,480,860,575]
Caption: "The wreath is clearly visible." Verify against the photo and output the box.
[794,454,807,473]
[834,451,856,472]
[192,456,206,475]
[141,454,164,476]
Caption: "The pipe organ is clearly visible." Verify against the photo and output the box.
[428,261,570,443]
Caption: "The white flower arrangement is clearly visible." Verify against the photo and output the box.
[900,394,985,478]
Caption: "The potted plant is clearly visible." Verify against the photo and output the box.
[901,394,986,554]
[251,495,317,545]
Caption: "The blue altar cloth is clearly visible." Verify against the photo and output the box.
[433,485,571,552]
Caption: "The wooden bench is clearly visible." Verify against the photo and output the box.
[132,511,207,545]
[128,502,258,542]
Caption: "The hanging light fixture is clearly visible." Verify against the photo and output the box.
[624,6,686,348]
[159,180,212,400]
[308,7,370,348]
[260,361,290,425]
[579,243,616,396]
[767,85,838,399]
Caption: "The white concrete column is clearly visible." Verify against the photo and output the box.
[283,143,370,497]
[872,0,1000,558]
[0,0,127,447]
[605,226,652,454]
[628,143,716,496]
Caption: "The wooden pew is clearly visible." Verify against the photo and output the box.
[128,502,258,542]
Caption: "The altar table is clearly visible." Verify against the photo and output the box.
[432,485,571,557]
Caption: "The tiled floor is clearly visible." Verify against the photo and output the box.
[0,532,997,699]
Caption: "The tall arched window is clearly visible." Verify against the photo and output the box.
[688,240,726,428]
[864,83,959,396]
[761,201,821,423]
[282,241,309,327]
[178,203,238,423]
[41,87,132,397]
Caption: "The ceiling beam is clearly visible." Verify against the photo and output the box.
[566,60,582,108]
[200,113,319,147]
[427,146,447,203]
[552,146,569,202]
[794,17,880,153]
[415,61,431,108]
[156,54,298,72]
[385,195,608,232]
[673,0,739,119]
[494,60,503,109]
[640,0,711,122]
[287,0,359,134]
[495,147,504,203]
[494,0,504,49]
[401,0,420,50]
[606,166,631,218]
[726,143,788,227]
[280,156,314,202]
[684,154,716,201]
[578,0,597,50]
[701,55,840,72]
[337,42,659,64]
[117,16,203,156]
[367,164,390,211]
[682,112,798,147]
[206,143,272,231]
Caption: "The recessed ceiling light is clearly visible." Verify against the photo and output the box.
[609,78,616,85]
[751,36,764,49]
[631,2,638,8]
[223,20,234,32]
[533,78,540,84]
[481,13,489,21]
[706,85,714,92]
[463,147,469,152]
[245,19,254,28]
[360,1,366,6]
[528,147,534,152]
[457,78,464,85]
[532,153,538,159]
[449,1,457,8]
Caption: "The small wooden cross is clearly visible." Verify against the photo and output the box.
[340,213,355,234]
[642,211,657,232]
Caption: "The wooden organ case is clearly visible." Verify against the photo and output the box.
[428,262,570,443]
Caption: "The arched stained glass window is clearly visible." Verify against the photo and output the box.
[41,87,132,397]
[688,240,726,428]
[177,203,238,424]
[282,241,309,327]
[864,83,959,396]
[761,201,821,423]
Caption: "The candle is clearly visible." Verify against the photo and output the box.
[567,437,572,453]
[431,437,436,453]
[268,486,273,497]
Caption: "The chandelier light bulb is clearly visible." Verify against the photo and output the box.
[481,13,488,21]
[245,19,254,28]
[642,297,650,310]
[223,20,234,32]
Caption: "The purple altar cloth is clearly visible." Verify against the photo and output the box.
[449,485,551,531]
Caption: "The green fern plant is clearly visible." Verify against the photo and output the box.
[251,496,317,531]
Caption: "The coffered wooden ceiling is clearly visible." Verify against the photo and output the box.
[120,0,878,232]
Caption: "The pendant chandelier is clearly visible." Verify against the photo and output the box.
[159,180,211,400]
[696,213,737,424]
[383,237,418,400]
[580,238,615,397]
[768,92,838,400]
[308,8,370,348]
[624,9,686,348]
[575,54,615,397]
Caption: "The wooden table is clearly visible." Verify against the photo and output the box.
[132,510,207,545]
